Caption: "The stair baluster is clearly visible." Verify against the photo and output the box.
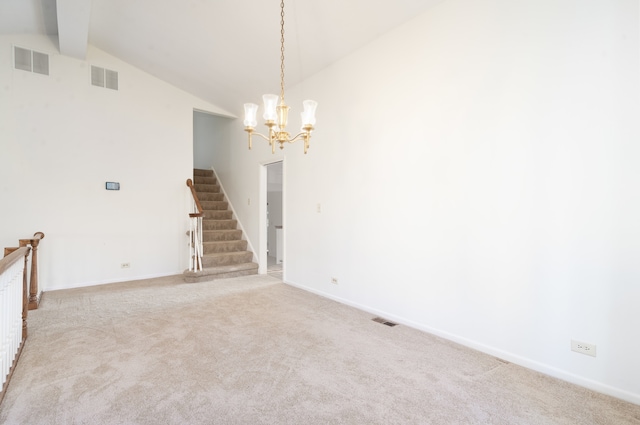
[186,179,205,272]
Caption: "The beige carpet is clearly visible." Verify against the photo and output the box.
[1,274,639,425]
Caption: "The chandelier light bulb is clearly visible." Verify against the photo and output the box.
[262,94,279,121]
[301,100,318,127]
[243,103,258,128]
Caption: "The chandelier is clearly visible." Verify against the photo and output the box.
[243,0,317,154]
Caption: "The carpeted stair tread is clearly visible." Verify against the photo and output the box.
[201,251,254,267]
[203,240,248,254]
[195,184,220,193]
[183,262,259,283]
[201,201,229,210]
[193,168,214,177]
[203,210,233,220]
[203,230,243,241]
[194,176,217,185]
[203,219,237,230]
[198,192,225,202]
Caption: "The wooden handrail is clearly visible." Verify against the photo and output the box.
[186,179,205,218]
[0,246,29,276]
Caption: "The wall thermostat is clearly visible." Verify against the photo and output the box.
[105,182,120,190]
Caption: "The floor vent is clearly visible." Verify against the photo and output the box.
[372,317,398,327]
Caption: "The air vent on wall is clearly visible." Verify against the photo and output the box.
[14,46,49,76]
[91,65,118,90]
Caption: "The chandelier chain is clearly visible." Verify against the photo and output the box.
[280,0,285,103]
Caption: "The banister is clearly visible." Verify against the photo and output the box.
[0,246,30,405]
[186,179,205,218]
[0,246,30,276]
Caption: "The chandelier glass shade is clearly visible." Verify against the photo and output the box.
[243,0,317,154]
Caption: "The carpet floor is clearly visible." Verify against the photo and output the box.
[1,274,639,424]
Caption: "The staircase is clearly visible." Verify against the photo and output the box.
[183,169,258,283]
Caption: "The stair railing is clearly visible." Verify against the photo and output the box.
[186,179,204,272]
[4,232,45,310]
[0,246,31,405]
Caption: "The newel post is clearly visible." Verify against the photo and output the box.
[19,231,44,310]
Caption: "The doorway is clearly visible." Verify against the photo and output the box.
[192,110,232,170]
[264,161,283,279]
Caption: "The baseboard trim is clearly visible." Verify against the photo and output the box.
[283,278,640,407]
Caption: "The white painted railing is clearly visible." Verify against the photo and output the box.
[186,179,204,272]
[0,247,29,403]
[189,214,203,272]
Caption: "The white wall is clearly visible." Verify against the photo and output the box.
[214,0,640,404]
[193,111,233,170]
[0,34,229,290]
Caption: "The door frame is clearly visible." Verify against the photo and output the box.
[258,159,284,276]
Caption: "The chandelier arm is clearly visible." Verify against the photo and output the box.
[269,126,277,154]
[286,131,311,144]
[248,131,273,142]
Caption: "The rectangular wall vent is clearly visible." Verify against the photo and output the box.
[14,46,49,75]
[91,65,105,87]
[105,69,118,90]
[32,51,49,75]
[91,65,118,90]
[14,47,31,71]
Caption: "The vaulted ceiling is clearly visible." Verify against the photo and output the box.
[0,0,444,115]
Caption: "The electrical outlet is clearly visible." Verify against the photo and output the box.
[317,203,322,213]
[571,340,596,357]
[121,263,130,269]
[331,277,338,285]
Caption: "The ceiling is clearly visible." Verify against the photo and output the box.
[0,0,444,115]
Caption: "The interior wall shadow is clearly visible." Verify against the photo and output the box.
[40,0,59,46]
[193,111,234,170]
